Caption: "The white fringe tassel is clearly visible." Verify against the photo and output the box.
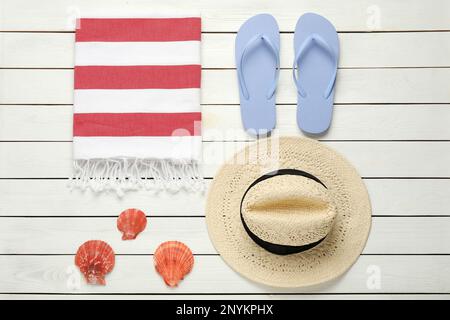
[70,158,204,196]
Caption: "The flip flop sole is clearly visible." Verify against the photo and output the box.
[236,14,280,136]
[294,13,339,135]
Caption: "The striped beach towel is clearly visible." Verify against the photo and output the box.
[72,17,202,195]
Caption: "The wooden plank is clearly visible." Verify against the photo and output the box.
[0,141,449,178]
[1,179,448,217]
[2,294,449,300]
[204,105,450,141]
[1,0,449,32]
[0,69,72,105]
[2,32,450,68]
[0,179,206,216]
[0,105,72,141]
[0,33,75,69]
[1,69,449,105]
[201,32,450,68]
[1,255,450,293]
[205,68,450,105]
[1,217,449,254]
[2,104,450,141]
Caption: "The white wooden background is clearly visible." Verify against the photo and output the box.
[0,0,450,300]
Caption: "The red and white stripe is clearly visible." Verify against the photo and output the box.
[73,17,202,161]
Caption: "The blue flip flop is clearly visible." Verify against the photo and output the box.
[236,14,280,136]
[293,13,339,135]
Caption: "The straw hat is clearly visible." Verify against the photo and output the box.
[205,137,371,287]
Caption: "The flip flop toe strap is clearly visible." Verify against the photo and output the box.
[293,33,337,99]
[238,34,280,100]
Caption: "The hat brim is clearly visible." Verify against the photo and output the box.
[205,137,372,287]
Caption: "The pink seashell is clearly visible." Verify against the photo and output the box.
[117,208,147,240]
[154,241,194,287]
[75,240,115,285]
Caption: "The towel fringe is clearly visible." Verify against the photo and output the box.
[71,158,204,196]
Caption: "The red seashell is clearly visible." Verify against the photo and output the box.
[75,240,115,285]
[154,241,194,287]
[117,208,147,240]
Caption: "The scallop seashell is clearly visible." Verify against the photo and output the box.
[154,241,194,287]
[117,208,147,240]
[75,240,115,285]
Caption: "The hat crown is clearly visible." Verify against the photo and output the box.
[242,174,337,247]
